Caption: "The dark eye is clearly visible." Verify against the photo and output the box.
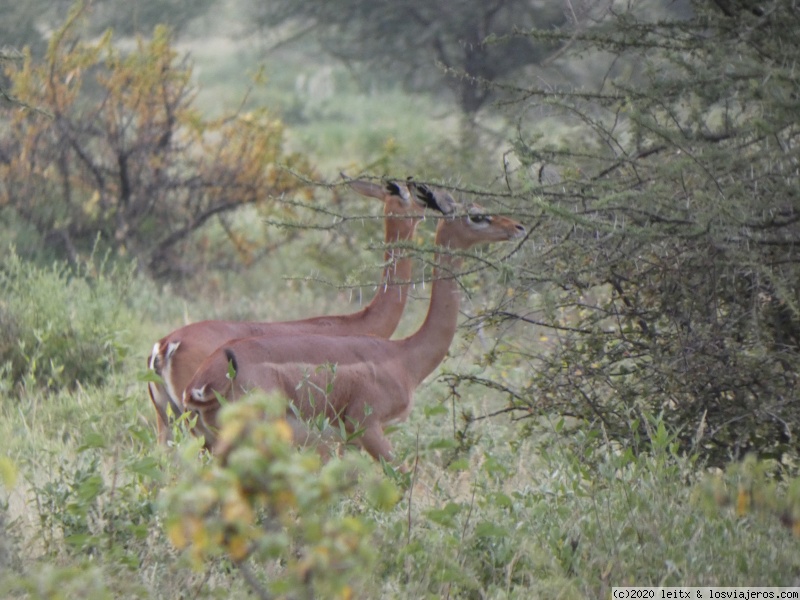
[469,213,491,224]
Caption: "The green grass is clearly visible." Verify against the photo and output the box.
[0,248,798,598]
[2,349,799,599]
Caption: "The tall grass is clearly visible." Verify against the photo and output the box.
[2,358,798,599]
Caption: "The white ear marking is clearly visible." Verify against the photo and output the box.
[148,343,160,370]
[166,341,180,360]
[191,385,207,402]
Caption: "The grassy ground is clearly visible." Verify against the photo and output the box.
[1,232,798,599]
[2,363,799,599]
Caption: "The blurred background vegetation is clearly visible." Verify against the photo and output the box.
[1,0,799,596]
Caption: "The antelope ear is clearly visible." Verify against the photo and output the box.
[165,341,180,360]
[408,182,456,215]
[341,173,385,200]
[384,180,411,204]
[190,385,207,403]
[148,343,160,370]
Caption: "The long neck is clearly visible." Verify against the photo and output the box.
[398,250,464,386]
[322,214,417,337]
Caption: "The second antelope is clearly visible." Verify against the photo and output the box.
[184,199,526,463]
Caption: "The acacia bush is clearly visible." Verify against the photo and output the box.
[0,5,317,279]
[449,0,800,466]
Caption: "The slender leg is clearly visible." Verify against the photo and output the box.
[148,382,173,444]
[287,415,339,461]
[358,425,396,464]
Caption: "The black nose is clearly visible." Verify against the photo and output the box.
[515,224,526,234]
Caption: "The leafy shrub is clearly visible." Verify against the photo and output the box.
[0,247,134,393]
[0,8,317,279]
[161,391,398,599]
[29,442,159,563]
[447,0,800,465]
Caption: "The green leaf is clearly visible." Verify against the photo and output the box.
[489,492,513,509]
[77,431,106,452]
[425,502,463,528]
[0,457,18,488]
[428,438,458,450]
[447,458,470,471]
[76,473,104,502]
[474,521,508,538]
[367,478,401,511]
[137,369,163,384]
[213,389,229,406]
[127,456,163,481]
[65,533,92,550]
[424,404,448,417]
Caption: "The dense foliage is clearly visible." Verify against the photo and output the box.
[0,6,316,277]
[461,0,800,464]
[162,391,394,598]
[0,247,133,393]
